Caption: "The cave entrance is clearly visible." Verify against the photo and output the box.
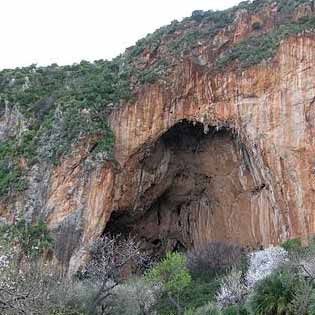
[105,120,266,257]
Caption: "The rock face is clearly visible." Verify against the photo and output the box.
[1,3,315,272]
[109,34,315,251]
[70,33,315,270]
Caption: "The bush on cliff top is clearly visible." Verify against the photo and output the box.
[0,217,53,259]
[216,16,315,70]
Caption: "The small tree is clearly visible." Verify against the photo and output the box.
[246,246,288,288]
[0,239,58,314]
[82,235,148,315]
[146,252,191,315]
[109,278,159,315]
[216,268,248,309]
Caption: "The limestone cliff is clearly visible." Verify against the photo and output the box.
[1,0,315,273]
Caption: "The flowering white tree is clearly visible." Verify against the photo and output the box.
[0,245,55,314]
[216,268,247,308]
[246,246,288,288]
[0,220,57,314]
[82,235,149,315]
[216,246,289,309]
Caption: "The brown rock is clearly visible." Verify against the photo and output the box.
[1,8,315,273]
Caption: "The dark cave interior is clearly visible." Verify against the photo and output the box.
[105,120,263,257]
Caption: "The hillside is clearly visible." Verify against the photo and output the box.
[1,0,315,274]
[2,0,315,314]
[1,0,315,199]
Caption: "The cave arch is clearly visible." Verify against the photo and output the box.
[106,120,273,256]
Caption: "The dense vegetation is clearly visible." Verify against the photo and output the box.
[0,217,53,259]
[2,222,315,315]
[0,60,130,197]
[1,0,315,199]
[216,15,315,70]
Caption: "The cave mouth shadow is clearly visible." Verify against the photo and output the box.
[105,119,260,258]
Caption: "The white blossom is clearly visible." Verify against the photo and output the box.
[215,246,288,308]
[246,246,288,288]
[0,254,9,269]
[216,268,247,308]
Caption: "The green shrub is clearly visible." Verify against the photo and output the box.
[147,252,191,295]
[232,0,311,14]
[151,253,224,314]
[185,303,222,315]
[146,252,191,314]
[216,16,315,70]
[182,278,222,308]
[281,237,302,253]
[184,308,195,315]
[277,0,311,13]
[222,304,249,315]
[0,163,26,196]
[289,279,315,315]
[248,267,315,315]
[247,270,301,315]
[0,59,124,196]
[155,276,222,315]
[108,278,158,315]
[0,218,53,258]
[0,140,27,197]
